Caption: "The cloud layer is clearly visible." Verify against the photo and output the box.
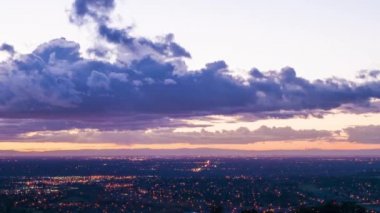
[1,38,380,123]
[0,0,380,144]
[345,125,380,144]
[18,125,333,145]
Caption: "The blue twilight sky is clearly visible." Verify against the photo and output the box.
[1,0,380,153]
[1,0,380,80]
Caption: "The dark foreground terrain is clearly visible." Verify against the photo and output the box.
[0,157,379,212]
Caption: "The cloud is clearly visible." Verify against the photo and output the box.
[18,126,334,144]
[345,125,380,144]
[357,70,380,80]
[1,0,380,138]
[0,115,209,141]
[98,25,191,59]
[0,43,15,56]
[71,0,190,61]
[70,0,115,25]
[1,37,380,134]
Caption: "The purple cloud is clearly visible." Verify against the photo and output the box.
[345,125,380,144]
[1,38,380,132]
[0,43,15,55]
[70,0,115,24]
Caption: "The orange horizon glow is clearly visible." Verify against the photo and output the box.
[2,112,379,154]
[1,140,380,152]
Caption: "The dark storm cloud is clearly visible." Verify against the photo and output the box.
[0,39,242,118]
[1,38,380,129]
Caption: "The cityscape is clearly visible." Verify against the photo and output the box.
[2,0,380,212]
[0,157,379,212]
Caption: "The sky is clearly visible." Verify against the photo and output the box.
[1,0,380,155]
